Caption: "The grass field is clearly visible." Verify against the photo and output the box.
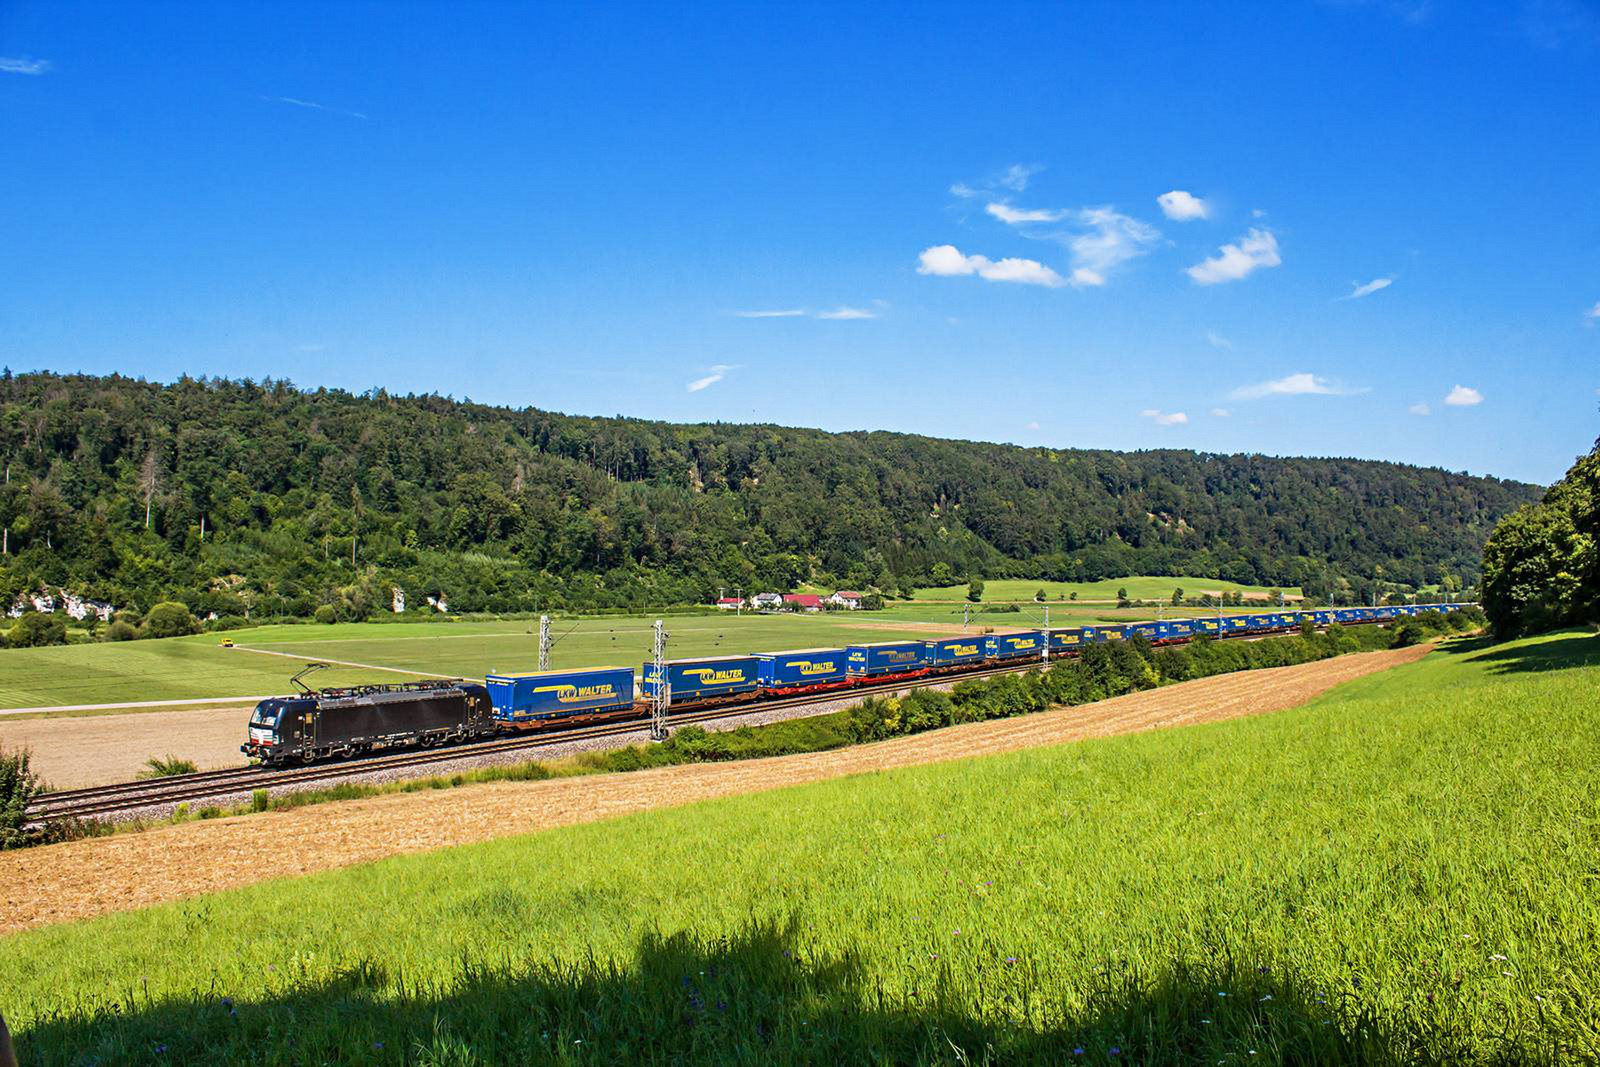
[909,576,1304,602]
[0,613,958,711]
[871,600,1275,626]
[3,630,1594,1064]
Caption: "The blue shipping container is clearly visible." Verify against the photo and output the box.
[986,631,1045,659]
[755,648,848,688]
[1168,620,1196,640]
[1082,625,1129,644]
[926,635,988,665]
[1046,628,1086,653]
[487,667,635,723]
[846,641,930,676]
[641,656,760,702]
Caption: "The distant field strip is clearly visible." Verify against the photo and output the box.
[226,644,460,679]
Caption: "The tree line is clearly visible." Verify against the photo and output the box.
[1481,437,1598,635]
[0,371,1539,620]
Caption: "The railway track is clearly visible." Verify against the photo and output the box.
[25,659,1049,823]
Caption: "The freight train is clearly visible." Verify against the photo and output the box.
[242,602,1465,766]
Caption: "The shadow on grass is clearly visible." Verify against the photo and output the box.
[18,918,1490,1066]
[1440,629,1600,674]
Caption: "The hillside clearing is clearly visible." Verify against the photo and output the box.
[0,642,1430,935]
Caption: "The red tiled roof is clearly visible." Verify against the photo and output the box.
[783,594,823,606]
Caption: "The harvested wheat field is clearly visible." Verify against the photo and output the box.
[0,644,1431,934]
[0,705,250,788]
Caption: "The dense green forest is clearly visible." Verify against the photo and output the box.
[0,372,1538,619]
[1481,437,1599,635]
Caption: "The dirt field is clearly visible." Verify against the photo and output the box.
[0,706,250,788]
[0,644,1431,934]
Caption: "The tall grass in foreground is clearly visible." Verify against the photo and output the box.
[2,631,1597,1065]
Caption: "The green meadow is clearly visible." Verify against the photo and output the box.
[4,629,1596,1064]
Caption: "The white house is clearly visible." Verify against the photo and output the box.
[750,592,784,611]
[715,596,744,610]
[827,590,863,610]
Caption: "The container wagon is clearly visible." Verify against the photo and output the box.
[846,641,931,679]
[985,631,1045,661]
[926,635,988,670]
[641,655,760,706]
[754,648,850,694]
[486,667,636,726]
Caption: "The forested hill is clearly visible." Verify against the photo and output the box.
[0,372,1539,617]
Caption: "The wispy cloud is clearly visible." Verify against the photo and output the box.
[1584,299,1600,322]
[952,163,1041,199]
[1522,0,1600,49]
[1343,276,1394,300]
[1066,208,1160,284]
[1157,190,1211,221]
[1444,384,1483,406]
[259,94,368,120]
[730,306,879,320]
[1025,420,1041,431]
[0,56,51,75]
[1230,372,1362,400]
[1187,228,1282,285]
[1205,331,1234,350]
[985,202,1068,224]
[1211,408,1231,417]
[917,245,1066,288]
[687,364,736,393]
[1408,402,1431,416]
[1141,409,1189,425]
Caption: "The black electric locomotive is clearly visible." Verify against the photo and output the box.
[242,666,496,766]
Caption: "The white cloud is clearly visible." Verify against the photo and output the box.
[1343,277,1394,300]
[1211,408,1231,417]
[259,94,368,120]
[916,245,1066,287]
[1584,300,1600,321]
[1186,228,1282,285]
[687,364,735,393]
[1069,207,1161,282]
[1444,384,1483,406]
[731,308,805,318]
[1230,372,1360,400]
[1408,403,1431,416]
[1205,331,1233,349]
[0,56,51,75]
[1251,208,1267,218]
[1025,420,1041,430]
[985,202,1068,224]
[1157,190,1210,221]
[1141,409,1189,425]
[815,306,877,320]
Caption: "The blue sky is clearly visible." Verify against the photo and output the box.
[1,2,1597,485]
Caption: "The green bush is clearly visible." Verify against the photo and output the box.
[142,601,200,639]
[6,611,67,649]
[105,620,138,641]
[138,755,199,778]
[314,605,338,625]
[1,744,42,850]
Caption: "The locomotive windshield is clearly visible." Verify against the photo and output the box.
[250,703,280,726]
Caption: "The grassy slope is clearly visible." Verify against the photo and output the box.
[910,576,1305,602]
[3,630,1596,1064]
[0,613,949,709]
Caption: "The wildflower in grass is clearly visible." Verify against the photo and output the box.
[1259,994,1273,1002]
[1502,971,1514,978]
[1073,1048,1084,1056]
[1490,954,1507,961]
[1005,956,1017,964]
[1110,1047,1121,1056]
